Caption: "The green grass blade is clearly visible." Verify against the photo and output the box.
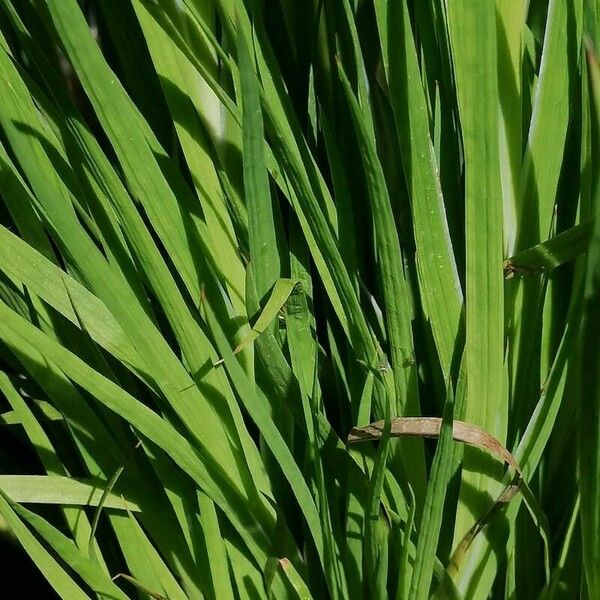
[198,491,235,600]
[539,495,580,600]
[495,0,526,255]
[518,0,574,248]
[286,224,317,398]
[364,369,393,600]
[446,2,506,593]
[395,484,415,600]
[88,464,125,558]
[276,558,314,600]
[505,222,592,276]
[0,475,140,512]
[234,279,297,354]
[408,382,455,599]
[237,19,282,301]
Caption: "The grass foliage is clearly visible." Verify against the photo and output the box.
[0,0,598,598]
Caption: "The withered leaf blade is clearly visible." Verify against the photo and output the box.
[347,417,521,476]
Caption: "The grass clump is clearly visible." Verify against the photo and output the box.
[0,1,598,598]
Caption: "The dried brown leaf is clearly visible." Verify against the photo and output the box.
[347,417,521,476]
